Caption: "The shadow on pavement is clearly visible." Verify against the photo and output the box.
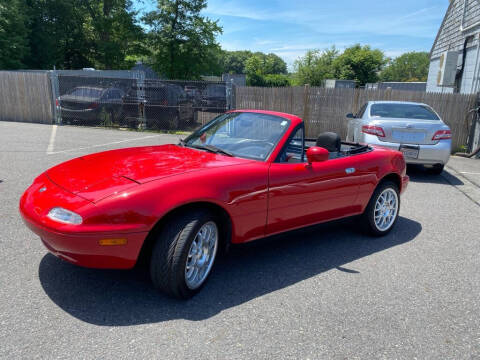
[39,216,421,326]
[407,164,464,185]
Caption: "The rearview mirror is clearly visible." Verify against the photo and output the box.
[346,113,355,119]
[306,146,329,164]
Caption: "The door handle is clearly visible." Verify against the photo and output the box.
[345,168,356,174]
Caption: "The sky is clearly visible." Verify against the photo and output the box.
[134,0,450,69]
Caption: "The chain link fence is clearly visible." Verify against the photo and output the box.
[55,74,233,131]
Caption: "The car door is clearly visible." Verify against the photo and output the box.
[266,127,362,235]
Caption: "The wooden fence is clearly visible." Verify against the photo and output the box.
[0,71,53,124]
[235,86,478,150]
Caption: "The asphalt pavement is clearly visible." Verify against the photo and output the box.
[0,121,479,359]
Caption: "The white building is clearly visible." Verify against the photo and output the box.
[427,0,480,93]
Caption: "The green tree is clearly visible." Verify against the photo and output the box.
[293,47,338,86]
[25,0,92,69]
[222,50,252,74]
[221,50,287,75]
[0,0,30,69]
[81,0,148,69]
[244,54,265,86]
[143,0,223,79]
[380,51,430,82]
[244,52,288,85]
[23,0,145,70]
[255,52,287,74]
[263,74,290,87]
[333,44,386,85]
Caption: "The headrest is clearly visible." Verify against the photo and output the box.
[316,132,341,153]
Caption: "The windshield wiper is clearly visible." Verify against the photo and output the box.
[189,144,234,157]
[178,138,186,147]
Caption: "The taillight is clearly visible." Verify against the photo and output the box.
[362,125,385,137]
[88,102,99,109]
[432,129,452,140]
[55,98,59,107]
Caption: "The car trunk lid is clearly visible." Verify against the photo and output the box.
[371,119,445,145]
[60,95,100,111]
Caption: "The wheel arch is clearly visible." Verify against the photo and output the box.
[137,201,233,266]
[380,172,402,192]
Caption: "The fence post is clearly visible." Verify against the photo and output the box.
[136,70,147,130]
[468,93,480,155]
[263,87,267,109]
[226,79,235,110]
[289,86,294,114]
[385,87,392,101]
[303,84,311,136]
[49,70,60,124]
[352,88,360,113]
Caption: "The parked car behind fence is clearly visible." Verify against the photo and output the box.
[57,86,124,126]
[122,81,194,130]
[56,75,230,131]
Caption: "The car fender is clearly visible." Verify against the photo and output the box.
[354,148,406,213]
[95,162,270,243]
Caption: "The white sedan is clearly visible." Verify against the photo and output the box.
[346,101,452,174]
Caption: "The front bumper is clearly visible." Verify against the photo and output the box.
[364,134,451,165]
[19,175,148,269]
[22,215,147,269]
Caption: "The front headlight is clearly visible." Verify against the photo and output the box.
[47,207,83,225]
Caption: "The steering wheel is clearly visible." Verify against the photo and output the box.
[228,139,274,151]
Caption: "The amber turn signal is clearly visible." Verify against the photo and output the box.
[98,238,127,246]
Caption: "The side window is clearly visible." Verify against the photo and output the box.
[111,90,121,99]
[279,127,304,163]
[104,90,114,100]
[357,103,367,118]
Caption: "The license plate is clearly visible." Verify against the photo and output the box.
[392,130,425,143]
[400,146,419,159]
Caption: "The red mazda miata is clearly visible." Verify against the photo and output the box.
[20,110,409,299]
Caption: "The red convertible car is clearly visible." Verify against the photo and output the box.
[20,110,409,299]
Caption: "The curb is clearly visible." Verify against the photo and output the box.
[443,165,480,206]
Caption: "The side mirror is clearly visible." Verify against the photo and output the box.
[306,146,329,164]
[346,113,355,119]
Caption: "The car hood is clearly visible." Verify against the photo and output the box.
[46,144,252,203]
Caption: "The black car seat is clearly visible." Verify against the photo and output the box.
[316,132,341,152]
[316,132,342,159]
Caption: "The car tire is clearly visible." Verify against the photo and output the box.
[429,164,444,175]
[150,210,220,299]
[361,181,400,237]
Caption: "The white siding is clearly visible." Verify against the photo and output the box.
[427,48,480,93]
[459,45,480,92]
[432,0,480,58]
[426,59,454,93]
[428,0,480,93]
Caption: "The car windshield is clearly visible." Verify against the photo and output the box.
[370,103,440,120]
[184,112,290,160]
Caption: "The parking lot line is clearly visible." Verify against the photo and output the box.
[46,125,57,154]
[459,171,480,175]
[47,134,162,155]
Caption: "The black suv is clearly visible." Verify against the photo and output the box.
[122,81,193,129]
